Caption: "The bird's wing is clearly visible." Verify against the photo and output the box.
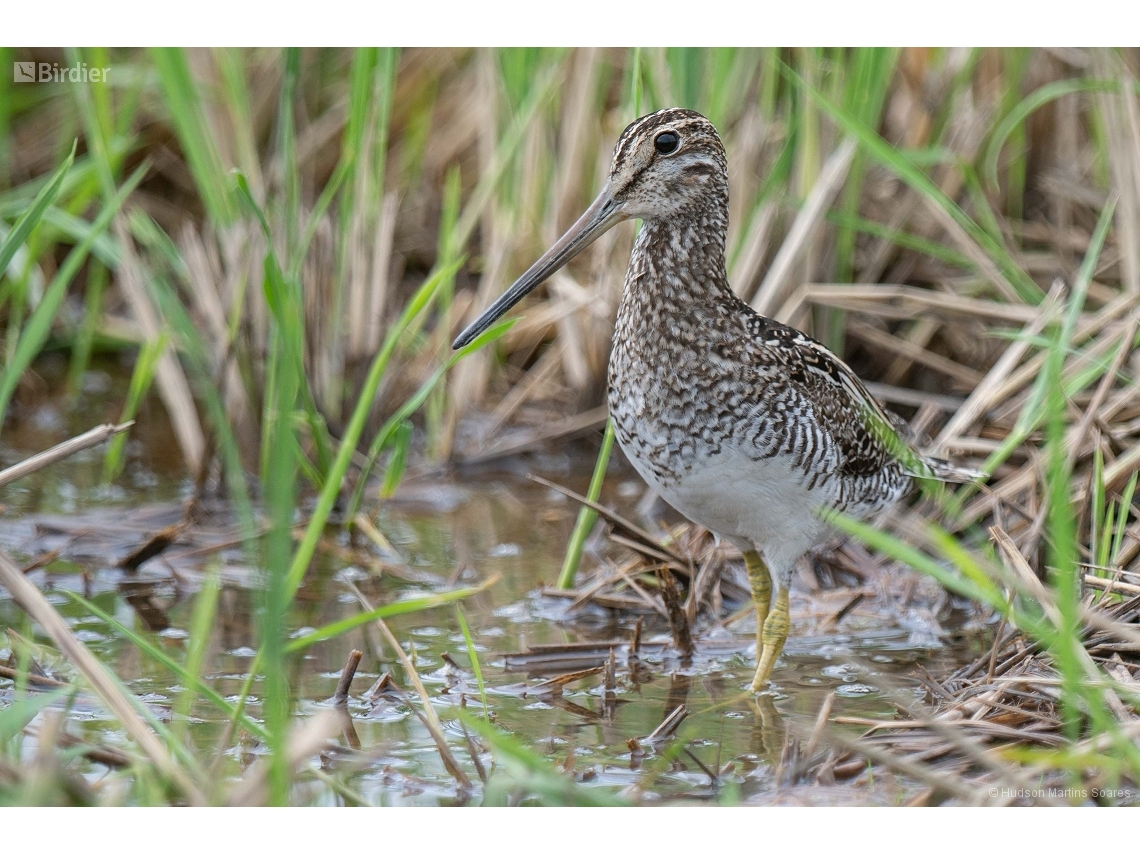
[740,313,948,482]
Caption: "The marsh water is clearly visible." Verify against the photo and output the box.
[0,357,980,805]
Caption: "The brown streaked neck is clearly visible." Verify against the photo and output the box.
[625,205,733,307]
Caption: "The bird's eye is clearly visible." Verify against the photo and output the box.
[654,131,680,155]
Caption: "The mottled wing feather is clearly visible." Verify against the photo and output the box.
[737,311,926,510]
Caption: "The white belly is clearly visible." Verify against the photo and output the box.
[621,439,834,579]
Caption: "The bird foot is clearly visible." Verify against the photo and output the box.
[743,550,771,657]
[750,587,789,692]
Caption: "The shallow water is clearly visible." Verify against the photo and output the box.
[0,361,977,805]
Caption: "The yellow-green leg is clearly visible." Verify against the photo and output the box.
[751,588,789,691]
[743,550,772,681]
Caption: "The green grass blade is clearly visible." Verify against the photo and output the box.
[783,61,1043,304]
[455,605,488,717]
[284,580,498,653]
[0,687,72,746]
[0,141,74,277]
[344,315,515,523]
[101,333,166,483]
[461,711,629,806]
[171,567,222,743]
[558,418,616,589]
[379,420,412,499]
[826,209,974,269]
[1110,472,1138,568]
[983,78,1123,190]
[1091,445,1106,566]
[0,160,146,424]
[832,515,1009,617]
[63,591,269,741]
[285,259,461,597]
[149,48,235,224]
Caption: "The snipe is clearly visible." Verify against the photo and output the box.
[454,108,978,691]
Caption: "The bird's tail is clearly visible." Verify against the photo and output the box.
[916,455,986,484]
[856,393,986,484]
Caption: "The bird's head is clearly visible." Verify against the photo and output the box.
[606,108,728,221]
[452,108,727,350]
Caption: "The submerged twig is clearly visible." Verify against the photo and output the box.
[118,521,192,571]
[332,649,363,706]
[645,704,688,746]
[656,566,694,659]
[0,663,67,689]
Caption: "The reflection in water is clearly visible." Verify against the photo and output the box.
[664,672,691,726]
[750,693,786,761]
[119,580,176,632]
[1,401,973,805]
[335,707,362,751]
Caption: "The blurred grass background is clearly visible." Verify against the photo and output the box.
[4,47,1140,805]
[2,47,1136,482]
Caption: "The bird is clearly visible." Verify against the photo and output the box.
[453,108,979,692]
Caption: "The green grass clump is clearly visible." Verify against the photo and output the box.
[4,47,1140,806]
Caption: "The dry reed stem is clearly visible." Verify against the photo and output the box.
[656,566,694,658]
[861,381,964,413]
[551,274,593,391]
[0,422,132,489]
[0,663,67,689]
[226,709,343,806]
[865,667,1054,801]
[988,292,1139,425]
[1096,51,1140,298]
[881,316,941,385]
[829,519,1140,804]
[822,726,981,803]
[730,198,779,302]
[526,473,688,569]
[1065,316,1139,471]
[111,218,205,474]
[178,223,256,443]
[933,282,1064,453]
[458,405,608,466]
[921,197,1022,304]
[1085,573,1140,596]
[752,138,857,316]
[991,525,1064,627]
[364,191,400,355]
[486,341,565,432]
[845,318,983,386]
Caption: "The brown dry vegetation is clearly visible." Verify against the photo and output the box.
[4,46,1140,805]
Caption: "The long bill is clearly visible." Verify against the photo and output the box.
[451,182,623,350]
